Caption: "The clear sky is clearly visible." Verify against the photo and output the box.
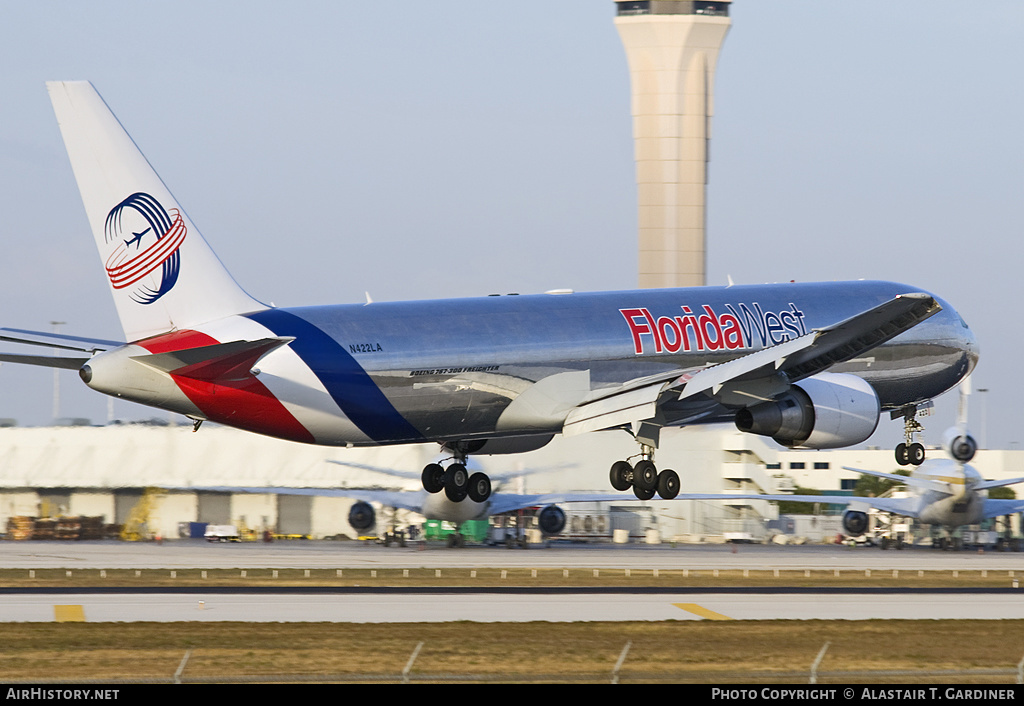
[0,1,1020,450]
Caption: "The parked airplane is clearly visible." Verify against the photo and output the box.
[674,385,1024,547]
[0,82,978,505]
[190,459,621,547]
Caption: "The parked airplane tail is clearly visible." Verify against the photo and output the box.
[47,81,264,343]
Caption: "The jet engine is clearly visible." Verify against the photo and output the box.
[942,427,977,463]
[537,505,566,536]
[348,501,375,532]
[735,373,880,449]
[842,510,869,536]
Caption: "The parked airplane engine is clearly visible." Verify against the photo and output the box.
[734,372,880,449]
[842,510,869,536]
[942,427,977,463]
[348,501,375,532]
[537,505,566,535]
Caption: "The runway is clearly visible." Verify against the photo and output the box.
[3,540,1022,623]
[5,587,1024,622]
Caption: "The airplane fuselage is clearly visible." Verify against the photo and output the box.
[81,279,977,449]
[913,459,986,528]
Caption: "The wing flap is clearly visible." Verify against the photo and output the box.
[562,383,666,436]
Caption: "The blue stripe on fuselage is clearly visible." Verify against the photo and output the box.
[246,308,425,443]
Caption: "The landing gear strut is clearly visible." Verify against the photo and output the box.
[894,405,927,466]
[608,444,680,500]
[421,449,492,503]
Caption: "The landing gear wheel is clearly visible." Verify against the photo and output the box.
[633,484,656,501]
[467,472,492,503]
[895,443,909,466]
[422,463,445,493]
[656,469,680,500]
[633,460,658,491]
[880,537,890,550]
[443,463,469,502]
[908,442,925,466]
[609,461,632,491]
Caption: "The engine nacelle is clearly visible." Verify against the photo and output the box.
[348,501,375,532]
[843,510,869,536]
[537,505,566,536]
[942,427,977,462]
[735,373,880,449]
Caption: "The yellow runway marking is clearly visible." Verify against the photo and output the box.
[673,603,734,620]
[54,605,85,622]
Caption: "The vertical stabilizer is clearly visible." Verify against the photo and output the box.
[47,81,264,342]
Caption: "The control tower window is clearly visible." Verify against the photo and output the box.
[617,1,651,15]
[616,1,730,17]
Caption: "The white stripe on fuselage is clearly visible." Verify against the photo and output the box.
[192,315,372,445]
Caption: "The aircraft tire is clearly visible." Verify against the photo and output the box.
[633,460,658,491]
[633,484,656,501]
[468,472,492,503]
[657,469,680,500]
[443,463,469,502]
[422,463,445,493]
[908,443,925,465]
[609,461,632,491]
[895,443,909,465]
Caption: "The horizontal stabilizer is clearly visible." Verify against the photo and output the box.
[131,337,294,382]
[975,476,1024,491]
[0,328,122,352]
[0,353,89,370]
[842,466,950,494]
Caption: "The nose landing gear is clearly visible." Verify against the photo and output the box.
[894,405,928,466]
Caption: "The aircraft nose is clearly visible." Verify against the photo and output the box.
[949,307,979,378]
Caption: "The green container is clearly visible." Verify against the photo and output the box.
[424,519,489,543]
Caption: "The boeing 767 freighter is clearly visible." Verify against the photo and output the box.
[0,82,978,505]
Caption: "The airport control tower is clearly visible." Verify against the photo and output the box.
[615,1,731,288]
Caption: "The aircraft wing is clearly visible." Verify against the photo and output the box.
[563,293,940,435]
[165,485,636,518]
[669,492,921,519]
[485,492,631,515]
[842,466,950,495]
[983,498,1024,519]
[326,459,578,484]
[168,485,428,514]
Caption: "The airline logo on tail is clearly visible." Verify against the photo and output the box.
[103,192,187,304]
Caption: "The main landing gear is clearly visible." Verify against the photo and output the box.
[421,456,492,503]
[894,405,927,466]
[608,445,680,500]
